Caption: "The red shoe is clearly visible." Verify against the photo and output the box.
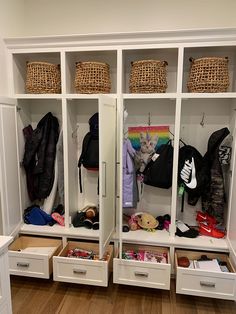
[199,222,225,238]
[196,211,217,225]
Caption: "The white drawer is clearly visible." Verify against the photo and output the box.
[0,248,12,314]
[175,250,236,300]
[8,236,62,279]
[53,241,113,287]
[0,300,11,314]
[113,245,171,290]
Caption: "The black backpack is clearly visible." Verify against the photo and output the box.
[143,140,173,189]
[78,113,99,193]
[178,144,208,208]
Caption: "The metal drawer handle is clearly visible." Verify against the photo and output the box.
[200,281,215,288]
[17,262,30,268]
[134,271,149,278]
[73,269,87,275]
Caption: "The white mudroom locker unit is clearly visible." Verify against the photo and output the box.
[0,28,236,300]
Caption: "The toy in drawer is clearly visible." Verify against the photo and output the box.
[113,244,171,290]
[8,236,62,278]
[53,241,113,287]
[175,249,236,300]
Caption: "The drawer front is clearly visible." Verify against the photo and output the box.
[176,268,236,300]
[0,300,11,314]
[9,253,49,278]
[53,256,108,287]
[0,254,5,302]
[0,251,12,304]
[113,258,171,290]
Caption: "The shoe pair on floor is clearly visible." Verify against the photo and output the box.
[176,211,225,239]
[196,211,225,238]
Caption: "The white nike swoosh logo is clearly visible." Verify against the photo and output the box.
[186,158,197,189]
[201,226,211,233]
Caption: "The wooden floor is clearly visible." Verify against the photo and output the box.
[10,276,236,314]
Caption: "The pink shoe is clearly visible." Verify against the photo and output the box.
[52,212,65,226]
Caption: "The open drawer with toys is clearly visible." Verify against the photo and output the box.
[113,244,171,290]
[53,241,113,287]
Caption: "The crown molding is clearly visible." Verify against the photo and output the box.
[4,28,236,49]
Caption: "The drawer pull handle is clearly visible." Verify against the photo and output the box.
[134,271,149,278]
[17,262,29,268]
[200,281,215,288]
[73,269,87,275]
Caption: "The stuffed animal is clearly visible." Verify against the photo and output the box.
[137,212,159,231]
[137,132,158,173]
[128,212,158,231]
[128,214,140,231]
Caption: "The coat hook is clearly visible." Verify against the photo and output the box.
[148,112,151,126]
[200,112,205,127]
[72,123,79,138]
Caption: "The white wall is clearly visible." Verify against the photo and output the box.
[22,0,236,36]
[0,0,25,95]
[1,0,236,93]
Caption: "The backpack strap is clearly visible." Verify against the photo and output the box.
[78,132,92,193]
[78,132,92,168]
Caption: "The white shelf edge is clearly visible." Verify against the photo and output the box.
[173,236,229,252]
[66,93,117,99]
[181,92,236,99]
[20,224,100,240]
[14,94,63,99]
[14,93,117,99]
[123,93,177,99]
[13,92,236,100]
[19,224,228,252]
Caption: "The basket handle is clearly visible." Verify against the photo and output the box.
[225,57,229,62]
[75,62,82,66]
[189,57,195,63]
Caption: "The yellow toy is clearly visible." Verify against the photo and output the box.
[128,212,158,231]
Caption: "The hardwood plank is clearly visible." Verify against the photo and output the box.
[10,276,236,314]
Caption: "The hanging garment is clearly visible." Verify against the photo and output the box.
[23,112,59,201]
[123,138,138,208]
[202,127,230,223]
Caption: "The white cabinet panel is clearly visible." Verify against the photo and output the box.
[0,104,21,235]
[99,95,116,258]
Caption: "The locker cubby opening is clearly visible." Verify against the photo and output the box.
[12,52,61,95]
[65,50,117,94]
[122,48,178,94]
[17,99,63,221]
[66,99,99,226]
[122,98,176,233]
[176,98,236,228]
[182,46,236,93]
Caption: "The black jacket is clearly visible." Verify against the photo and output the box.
[202,127,230,223]
[23,112,59,201]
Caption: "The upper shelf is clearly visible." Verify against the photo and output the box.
[9,43,236,97]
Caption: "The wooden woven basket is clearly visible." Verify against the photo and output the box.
[75,61,111,94]
[187,57,229,93]
[129,60,168,93]
[25,61,61,94]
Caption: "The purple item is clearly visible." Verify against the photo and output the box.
[123,139,136,208]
